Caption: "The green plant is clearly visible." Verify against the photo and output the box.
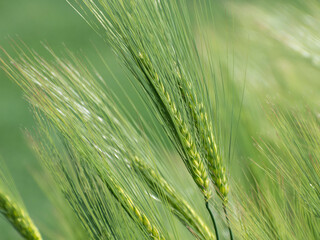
[1,0,320,239]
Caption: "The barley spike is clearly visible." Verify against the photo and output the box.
[132,156,216,240]
[0,192,42,240]
[136,52,211,201]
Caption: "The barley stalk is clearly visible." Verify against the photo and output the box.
[132,156,216,240]
[0,192,42,240]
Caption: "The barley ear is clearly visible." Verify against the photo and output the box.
[136,52,211,201]
[0,192,42,240]
[96,169,165,240]
[132,156,216,240]
[175,71,229,203]
[198,102,229,202]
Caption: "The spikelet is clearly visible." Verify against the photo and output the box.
[0,192,42,240]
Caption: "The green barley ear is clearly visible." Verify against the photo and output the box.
[175,65,229,202]
[68,0,213,202]
[100,171,165,240]
[198,103,229,201]
[132,156,216,240]
[0,161,42,240]
[0,193,42,240]
[136,52,212,201]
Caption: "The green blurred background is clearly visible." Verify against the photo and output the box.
[0,0,123,238]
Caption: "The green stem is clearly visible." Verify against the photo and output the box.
[223,203,233,240]
[205,201,219,240]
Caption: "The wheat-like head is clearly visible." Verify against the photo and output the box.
[0,193,42,240]
[132,156,216,240]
